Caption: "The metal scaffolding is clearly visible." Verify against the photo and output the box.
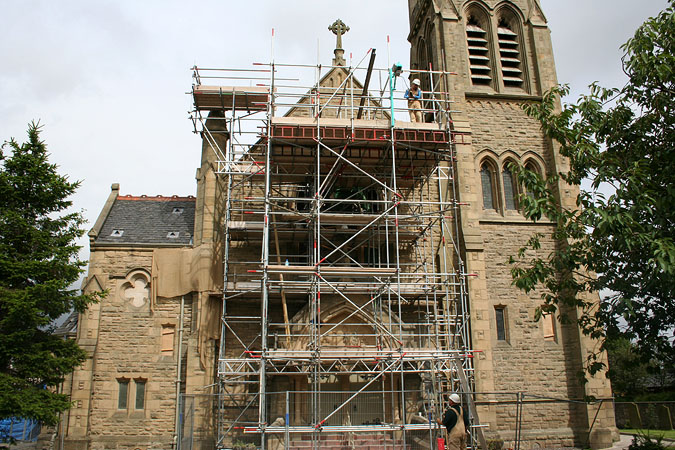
[190,52,480,450]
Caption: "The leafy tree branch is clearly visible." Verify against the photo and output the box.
[509,2,674,374]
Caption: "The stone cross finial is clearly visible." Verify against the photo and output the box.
[329,19,350,66]
[329,19,350,50]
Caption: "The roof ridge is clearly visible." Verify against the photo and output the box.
[118,194,196,201]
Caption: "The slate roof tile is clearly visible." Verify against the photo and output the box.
[96,195,195,246]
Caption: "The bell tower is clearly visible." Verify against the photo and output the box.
[408,0,556,99]
[407,1,617,448]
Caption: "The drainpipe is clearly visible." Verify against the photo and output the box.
[174,295,185,449]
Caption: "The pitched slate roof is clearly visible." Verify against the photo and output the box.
[53,310,78,338]
[96,195,196,246]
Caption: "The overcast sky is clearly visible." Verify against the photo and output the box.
[0,0,668,265]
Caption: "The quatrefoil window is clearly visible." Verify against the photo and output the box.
[122,271,150,308]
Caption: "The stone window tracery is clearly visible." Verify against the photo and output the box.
[463,3,529,92]
[121,270,150,309]
[479,154,547,217]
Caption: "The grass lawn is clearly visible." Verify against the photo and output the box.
[620,429,675,440]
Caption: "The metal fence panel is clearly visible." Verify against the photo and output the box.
[179,394,195,450]
[614,402,674,430]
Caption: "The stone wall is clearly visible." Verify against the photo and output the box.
[407,0,617,447]
[65,248,198,450]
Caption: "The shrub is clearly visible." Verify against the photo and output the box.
[628,432,666,450]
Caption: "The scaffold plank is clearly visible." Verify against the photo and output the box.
[264,348,468,360]
[224,281,453,297]
[269,117,453,147]
[265,265,397,277]
[193,85,269,111]
[246,423,437,433]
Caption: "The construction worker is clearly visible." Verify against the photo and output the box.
[437,393,469,450]
[405,78,423,122]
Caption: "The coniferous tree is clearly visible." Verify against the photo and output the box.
[0,122,100,425]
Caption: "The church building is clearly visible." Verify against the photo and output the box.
[59,1,617,449]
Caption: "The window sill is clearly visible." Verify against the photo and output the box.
[465,91,543,101]
[479,212,554,225]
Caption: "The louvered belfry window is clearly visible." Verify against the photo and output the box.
[466,17,491,85]
[498,19,523,87]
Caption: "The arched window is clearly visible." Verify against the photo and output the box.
[524,161,541,200]
[497,14,524,88]
[502,163,518,210]
[480,162,497,210]
[524,161,541,175]
[417,38,430,93]
[426,30,434,73]
[466,12,492,86]
[417,37,427,71]
[425,31,434,91]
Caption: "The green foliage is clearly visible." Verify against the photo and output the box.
[232,440,258,450]
[0,122,101,425]
[487,439,504,450]
[622,429,675,440]
[635,391,675,402]
[509,2,675,374]
[628,431,667,450]
[605,337,653,399]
